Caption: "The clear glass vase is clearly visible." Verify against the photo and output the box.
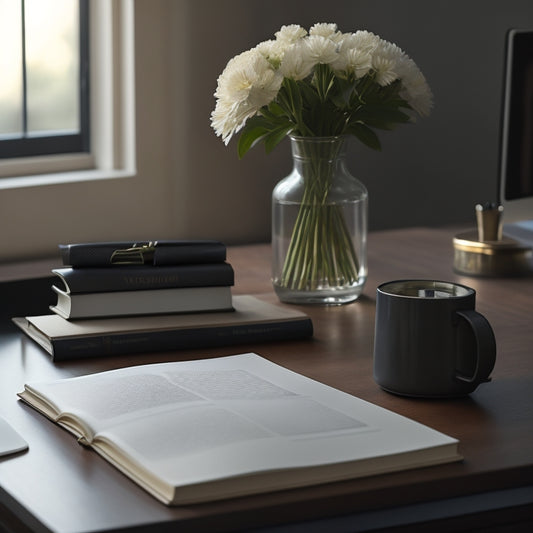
[272,135,368,305]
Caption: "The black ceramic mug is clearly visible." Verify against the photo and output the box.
[373,280,496,398]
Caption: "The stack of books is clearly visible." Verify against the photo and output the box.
[50,240,234,319]
[13,240,314,360]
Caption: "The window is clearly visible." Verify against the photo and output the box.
[0,0,89,159]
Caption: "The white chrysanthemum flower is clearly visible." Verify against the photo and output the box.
[334,48,373,78]
[332,33,373,77]
[275,24,307,45]
[373,41,433,115]
[351,30,381,53]
[371,40,405,86]
[399,67,433,116]
[211,22,433,149]
[372,56,398,86]
[212,49,283,144]
[309,23,343,43]
[255,39,287,68]
[280,35,339,80]
[210,99,239,143]
[280,40,315,80]
[303,34,339,65]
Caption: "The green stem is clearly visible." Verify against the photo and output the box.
[279,137,361,292]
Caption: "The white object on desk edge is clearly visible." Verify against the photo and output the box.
[0,415,28,456]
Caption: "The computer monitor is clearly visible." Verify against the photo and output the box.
[499,29,533,239]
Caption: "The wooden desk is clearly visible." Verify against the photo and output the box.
[1,227,532,532]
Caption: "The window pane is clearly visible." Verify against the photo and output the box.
[25,0,79,135]
[0,0,23,137]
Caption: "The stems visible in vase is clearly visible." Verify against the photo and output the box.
[278,137,360,291]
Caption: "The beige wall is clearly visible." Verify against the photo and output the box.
[1,0,533,261]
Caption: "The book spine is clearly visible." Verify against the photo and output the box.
[49,319,314,360]
[153,244,226,266]
[53,263,234,293]
[60,241,226,267]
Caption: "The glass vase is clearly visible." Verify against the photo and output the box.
[272,135,368,305]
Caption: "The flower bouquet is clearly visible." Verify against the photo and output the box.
[211,23,432,302]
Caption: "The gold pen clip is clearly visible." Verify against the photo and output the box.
[110,241,158,265]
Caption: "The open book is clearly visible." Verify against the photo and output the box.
[18,353,462,505]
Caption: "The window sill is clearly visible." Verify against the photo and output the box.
[0,167,135,190]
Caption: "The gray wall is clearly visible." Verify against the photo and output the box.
[176,0,533,240]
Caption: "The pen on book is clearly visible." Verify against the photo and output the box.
[111,242,157,265]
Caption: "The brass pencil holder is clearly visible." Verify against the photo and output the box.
[453,204,532,277]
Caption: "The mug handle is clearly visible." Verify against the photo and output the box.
[455,309,497,384]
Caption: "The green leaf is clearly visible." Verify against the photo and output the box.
[354,106,411,129]
[264,124,294,154]
[236,112,294,158]
[243,114,275,129]
[237,126,269,159]
[359,118,397,131]
[347,122,382,151]
[261,107,287,125]
[298,81,320,107]
[267,101,286,117]
[330,76,356,109]
[237,115,275,158]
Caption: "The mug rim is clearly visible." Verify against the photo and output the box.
[377,279,475,299]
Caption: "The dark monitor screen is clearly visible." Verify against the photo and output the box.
[499,29,533,221]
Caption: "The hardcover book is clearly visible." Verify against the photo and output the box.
[52,262,234,294]
[13,295,313,360]
[50,285,234,319]
[17,353,462,505]
[59,240,226,267]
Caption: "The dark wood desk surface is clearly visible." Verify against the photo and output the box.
[1,227,532,532]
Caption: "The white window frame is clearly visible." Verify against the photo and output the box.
[0,0,149,262]
[0,0,135,185]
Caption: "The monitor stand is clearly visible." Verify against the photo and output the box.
[503,219,533,247]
